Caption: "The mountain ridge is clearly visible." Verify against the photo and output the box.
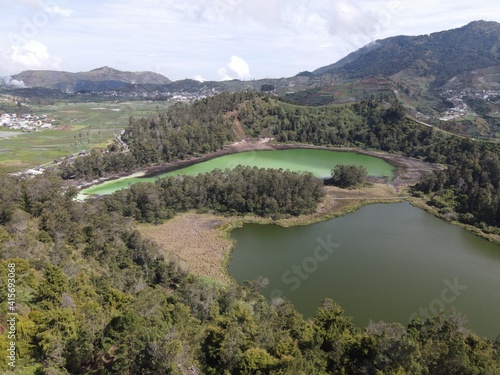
[10,66,172,93]
[3,20,499,138]
[5,21,500,91]
[313,20,500,86]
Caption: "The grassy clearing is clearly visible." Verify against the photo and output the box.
[138,183,405,283]
[0,100,173,174]
[139,213,235,284]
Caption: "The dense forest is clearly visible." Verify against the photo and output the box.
[61,92,242,180]
[0,173,499,374]
[61,91,413,181]
[412,145,500,227]
[103,166,325,223]
[328,164,368,188]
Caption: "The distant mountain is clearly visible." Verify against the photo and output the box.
[3,21,499,138]
[314,20,500,87]
[11,66,171,93]
[313,42,383,75]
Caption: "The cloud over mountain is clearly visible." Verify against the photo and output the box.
[218,55,251,80]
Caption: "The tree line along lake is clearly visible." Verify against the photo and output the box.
[79,149,395,197]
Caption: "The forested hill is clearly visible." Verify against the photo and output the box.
[63,92,414,180]
[313,20,500,87]
[63,91,500,233]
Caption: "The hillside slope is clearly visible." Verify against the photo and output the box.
[11,66,171,92]
[314,21,500,87]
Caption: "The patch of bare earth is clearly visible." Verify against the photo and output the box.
[138,213,234,284]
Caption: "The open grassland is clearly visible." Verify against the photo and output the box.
[139,213,235,284]
[0,100,173,174]
[138,183,406,283]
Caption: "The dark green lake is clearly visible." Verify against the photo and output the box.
[80,149,394,196]
[228,202,500,338]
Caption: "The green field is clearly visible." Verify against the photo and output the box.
[0,100,173,174]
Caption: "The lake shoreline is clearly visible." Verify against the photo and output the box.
[74,139,440,192]
[140,142,439,188]
[75,140,498,253]
[408,197,500,245]
[139,179,500,287]
[139,183,408,284]
[227,201,500,338]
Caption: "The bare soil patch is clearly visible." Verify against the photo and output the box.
[359,151,441,187]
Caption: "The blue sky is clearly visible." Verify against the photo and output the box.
[1,0,499,81]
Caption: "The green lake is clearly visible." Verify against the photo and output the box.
[80,149,395,196]
[228,202,500,338]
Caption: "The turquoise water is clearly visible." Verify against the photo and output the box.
[81,149,395,196]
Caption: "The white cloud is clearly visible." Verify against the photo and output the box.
[10,40,60,69]
[324,0,378,35]
[2,77,27,88]
[0,0,72,14]
[43,4,73,17]
[217,56,251,80]
[1,0,499,79]
[217,67,232,81]
[193,74,205,82]
[0,0,41,7]
[228,55,251,78]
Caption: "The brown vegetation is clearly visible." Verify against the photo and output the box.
[139,213,234,284]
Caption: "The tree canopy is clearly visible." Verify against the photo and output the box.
[103,166,325,223]
[329,164,368,188]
